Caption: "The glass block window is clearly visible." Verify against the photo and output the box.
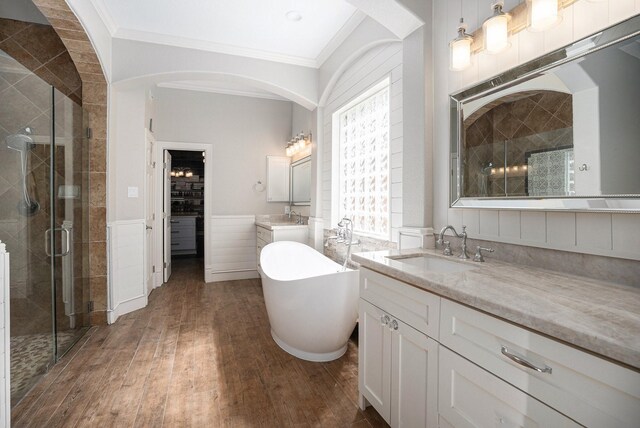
[338,82,390,238]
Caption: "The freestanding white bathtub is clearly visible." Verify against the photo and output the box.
[258,241,359,362]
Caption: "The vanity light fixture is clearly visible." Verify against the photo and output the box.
[285,131,312,157]
[449,18,473,71]
[528,0,560,31]
[483,1,511,54]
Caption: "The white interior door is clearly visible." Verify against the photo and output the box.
[163,150,172,282]
[145,132,155,295]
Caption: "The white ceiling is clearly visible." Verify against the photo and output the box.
[156,80,289,102]
[91,0,362,68]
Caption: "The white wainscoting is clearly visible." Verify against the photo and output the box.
[207,215,259,282]
[0,241,9,428]
[107,220,146,324]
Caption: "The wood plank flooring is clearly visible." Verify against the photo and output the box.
[12,259,388,427]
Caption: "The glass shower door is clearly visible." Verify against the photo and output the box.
[0,48,90,405]
[51,90,90,358]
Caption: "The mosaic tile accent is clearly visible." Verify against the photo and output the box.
[10,331,78,405]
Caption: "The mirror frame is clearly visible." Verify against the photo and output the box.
[450,15,640,213]
[289,156,311,206]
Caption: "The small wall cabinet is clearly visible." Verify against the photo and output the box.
[266,156,290,202]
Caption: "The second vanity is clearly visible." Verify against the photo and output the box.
[352,249,640,428]
[255,215,308,268]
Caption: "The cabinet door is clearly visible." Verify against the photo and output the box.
[391,320,438,428]
[438,347,580,428]
[266,156,290,202]
[359,299,392,423]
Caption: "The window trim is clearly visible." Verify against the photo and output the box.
[331,77,392,240]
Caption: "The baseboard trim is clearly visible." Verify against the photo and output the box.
[205,270,259,283]
[107,294,147,324]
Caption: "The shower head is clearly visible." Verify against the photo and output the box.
[5,126,39,217]
[5,127,35,152]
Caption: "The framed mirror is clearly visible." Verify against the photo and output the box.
[450,15,640,212]
[290,156,311,205]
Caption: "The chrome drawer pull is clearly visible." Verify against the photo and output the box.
[501,346,552,374]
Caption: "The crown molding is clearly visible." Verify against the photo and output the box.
[89,0,118,35]
[316,10,366,68]
[157,81,289,102]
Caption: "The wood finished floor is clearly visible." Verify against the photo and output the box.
[12,258,389,427]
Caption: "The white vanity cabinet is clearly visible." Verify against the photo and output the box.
[358,268,439,428]
[256,225,308,268]
[438,346,579,428]
[358,267,640,428]
[439,299,640,428]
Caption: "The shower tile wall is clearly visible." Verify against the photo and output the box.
[0,18,81,104]
[463,91,573,197]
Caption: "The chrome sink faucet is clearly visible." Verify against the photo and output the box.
[437,225,469,259]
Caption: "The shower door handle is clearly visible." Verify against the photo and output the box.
[45,227,71,257]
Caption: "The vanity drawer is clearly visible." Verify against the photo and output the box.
[359,268,440,339]
[440,299,640,428]
[439,346,579,428]
[256,226,273,244]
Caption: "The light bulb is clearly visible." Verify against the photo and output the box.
[186,171,193,178]
[170,171,176,177]
[450,18,473,71]
[483,2,510,54]
[528,0,560,32]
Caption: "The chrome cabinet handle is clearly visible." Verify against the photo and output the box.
[381,315,390,326]
[501,346,552,374]
[389,319,398,331]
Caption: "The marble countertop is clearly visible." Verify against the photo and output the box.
[352,248,640,370]
[255,215,308,231]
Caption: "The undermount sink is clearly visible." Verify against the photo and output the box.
[386,254,477,274]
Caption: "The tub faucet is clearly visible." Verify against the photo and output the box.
[437,225,469,259]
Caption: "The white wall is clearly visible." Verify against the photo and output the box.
[432,0,640,260]
[154,88,294,215]
[108,86,147,222]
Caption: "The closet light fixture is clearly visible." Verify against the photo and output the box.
[483,1,510,54]
[449,18,473,71]
[528,0,560,31]
[171,167,193,178]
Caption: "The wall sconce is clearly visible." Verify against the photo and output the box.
[285,131,312,157]
[483,1,510,54]
[449,18,473,71]
[528,0,560,31]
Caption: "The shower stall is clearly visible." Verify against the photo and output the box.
[0,49,91,405]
